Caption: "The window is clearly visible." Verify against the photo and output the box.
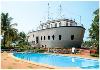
[55,23,57,27]
[32,41,35,44]
[44,36,45,40]
[47,25,49,28]
[51,24,52,28]
[41,36,42,40]
[48,36,50,40]
[59,22,61,27]
[70,23,72,26]
[71,35,74,40]
[36,37,39,43]
[42,45,44,47]
[52,35,55,40]
[59,35,62,40]
[33,34,34,37]
[66,22,68,26]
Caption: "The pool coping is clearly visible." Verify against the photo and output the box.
[42,53,99,61]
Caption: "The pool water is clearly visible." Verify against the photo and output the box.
[13,53,99,69]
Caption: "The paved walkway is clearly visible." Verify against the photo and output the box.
[1,52,54,69]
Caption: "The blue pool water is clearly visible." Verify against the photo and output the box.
[13,53,99,69]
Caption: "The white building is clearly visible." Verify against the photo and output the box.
[27,19,85,49]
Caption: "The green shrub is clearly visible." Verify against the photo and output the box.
[37,49,46,53]
[90,53,99,57]
[34,48,46,53]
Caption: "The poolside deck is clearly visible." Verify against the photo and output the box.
[1,52,98,69]
[1,52,54,69]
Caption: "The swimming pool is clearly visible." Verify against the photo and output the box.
[13,53,99,69]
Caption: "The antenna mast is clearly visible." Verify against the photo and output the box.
[48,3,50,20]
[80,16,81,24]
[60,4,62,18]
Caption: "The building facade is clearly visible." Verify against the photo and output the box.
[27,19,85,48]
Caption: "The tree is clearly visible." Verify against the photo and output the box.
[1,13,31,51]
[16,32,30,51]
[89,9,99,41]
[89,9,99,54]
[1,13,18,47]
[19,32,26,40]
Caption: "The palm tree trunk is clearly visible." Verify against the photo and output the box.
[3,32,6,47]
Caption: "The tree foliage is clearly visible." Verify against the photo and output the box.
[88,9,99,54]
[89,9,99,41]
[1,13,18,47]
[1,13,30,51]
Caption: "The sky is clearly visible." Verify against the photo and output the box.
[1,1,99,41]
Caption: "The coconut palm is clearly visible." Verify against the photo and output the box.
[1,13,18,47]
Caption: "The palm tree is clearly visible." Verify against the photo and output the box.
[1,13,10,47]
[1,13,31,51]
[1,13,18,47]
[6,28,18,47]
